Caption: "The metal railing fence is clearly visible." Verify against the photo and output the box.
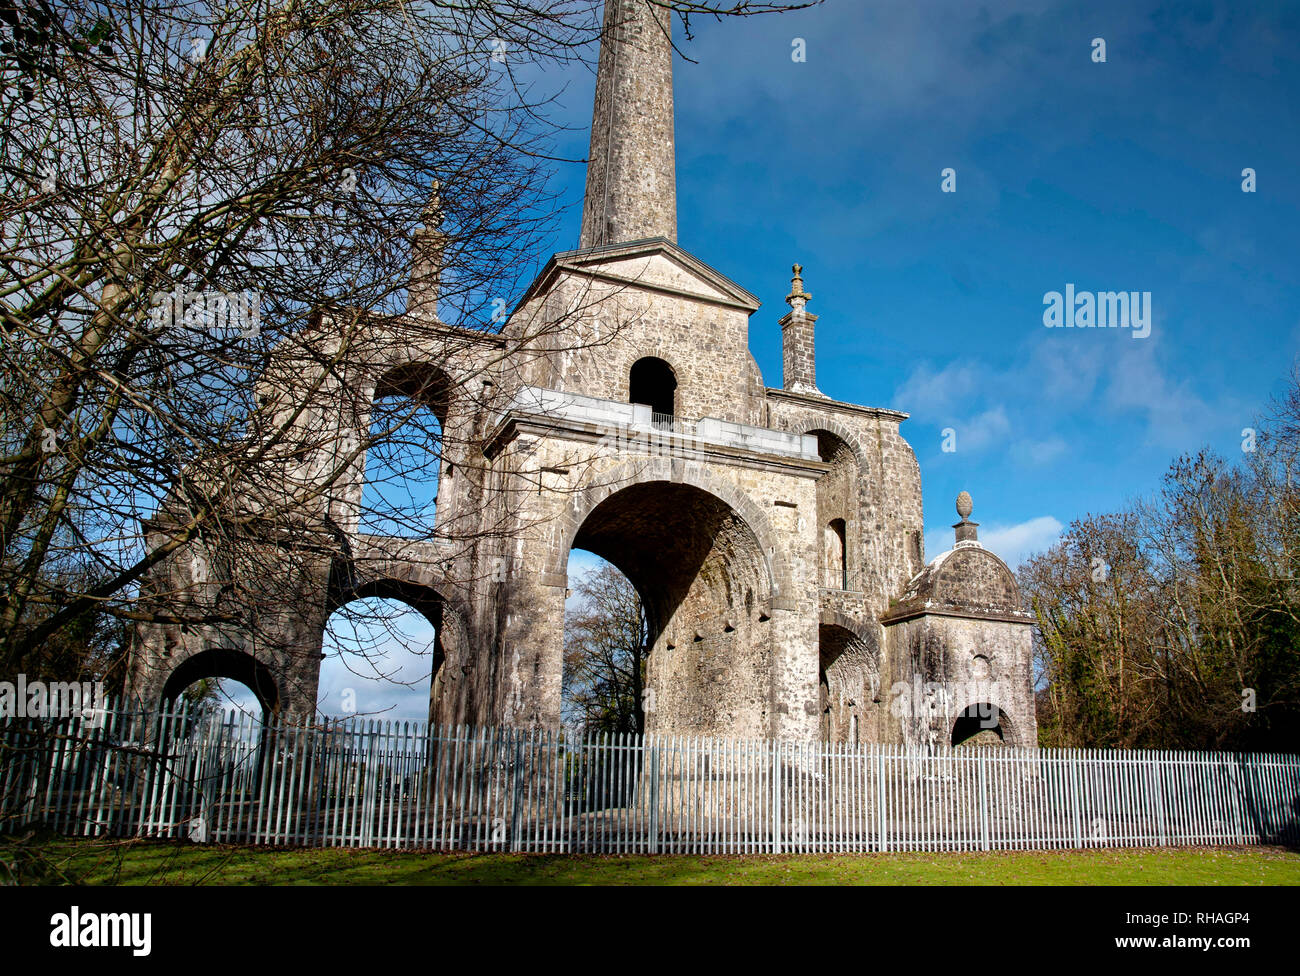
[2,699,1296,853]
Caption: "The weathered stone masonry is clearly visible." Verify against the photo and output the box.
[128,0,1037,748]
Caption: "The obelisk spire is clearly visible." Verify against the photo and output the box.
[579,0,677,249]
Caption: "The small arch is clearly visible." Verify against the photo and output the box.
[818,617,878,744]
[373,362,451,430]
[952,702,1012,747]
[629,356,677,418]
[160,648,281,719]
[794,418,871,479]
[322,571,466,722]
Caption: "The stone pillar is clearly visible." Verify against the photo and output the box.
[779,263,819,394]
[409,180,446,320]
[579,0,677,248]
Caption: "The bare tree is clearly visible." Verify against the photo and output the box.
[0,0,816,694]
[563,561,648,735]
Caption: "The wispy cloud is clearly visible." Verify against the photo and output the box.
[894,361,987,415]
[1104,338,1234,449]
[1011,435,1068,466]
[925,515,1063,569]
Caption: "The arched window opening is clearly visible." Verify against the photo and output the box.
[629,357,677,421]
[319,595,441,722]
[824,518,847,589]
[362,364,449,538]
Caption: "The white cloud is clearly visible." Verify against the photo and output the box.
[980,515,1064,567]
[1030,339,1106,403]
[954,405,1012,453]
[1104,339,1229,449]
[893,361,986,415]
[925,514,1062,570]
[1010,434,1067,466]
[317,602,437,722]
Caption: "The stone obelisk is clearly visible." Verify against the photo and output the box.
[579,0,677,249]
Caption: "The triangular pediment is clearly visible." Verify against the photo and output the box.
[516,237,761,315]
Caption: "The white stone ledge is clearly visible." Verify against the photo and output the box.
[506,386,819,460]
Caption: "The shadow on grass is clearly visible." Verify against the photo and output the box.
[34,840,1300,887]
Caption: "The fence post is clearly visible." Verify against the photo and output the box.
[876,751,886,853]
[647,739,659,855]
[1245,752,1258,843]
[362,725,378,848]
[509,731,524,853]
[978,752,990,852]
[771,739,782,854]
[1153,752,1168,847]
[1070,750,1083,848]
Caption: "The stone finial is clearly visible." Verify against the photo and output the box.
[780,261,820,394]
[953,490,979,545]
[411,179,447,319]
[786,263,812,316]
[956,490,973,519]
[420,179,444,229]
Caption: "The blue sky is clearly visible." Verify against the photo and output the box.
[231,0,1300,719]
[546,0,1300,567]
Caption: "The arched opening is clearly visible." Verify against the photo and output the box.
[361,363,451,538]
[810,430,858,591]
[319,577,450,722]
[818,621,878,743]
[629,357,676,420]
[952,702,1010,748]
[160,648,281,720]
[824,518,847,590]
[158,649,278,802]
[565,480,772,738]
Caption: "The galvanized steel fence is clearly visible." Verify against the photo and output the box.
[3,700,1298,853]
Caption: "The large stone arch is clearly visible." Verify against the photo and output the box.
[550,456,793,612]
[160,646,283,717]
[552,461,791,737]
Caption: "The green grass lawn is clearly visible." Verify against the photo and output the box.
[24,840,1300,885]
